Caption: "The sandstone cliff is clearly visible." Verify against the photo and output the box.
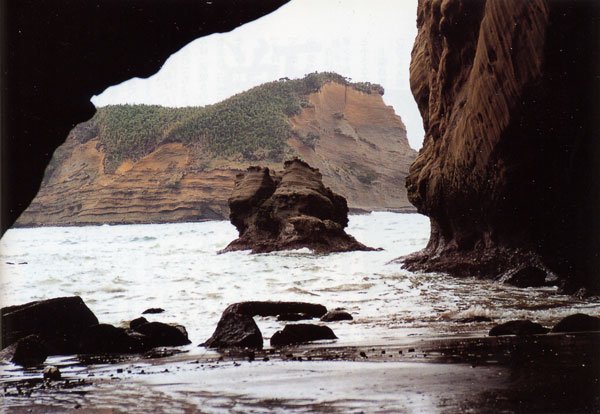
[222,159,375,253]
[403,0,600,293]
[16,74,416,227]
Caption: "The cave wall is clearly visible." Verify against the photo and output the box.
[404,0,600,292]
[1,0,289,234]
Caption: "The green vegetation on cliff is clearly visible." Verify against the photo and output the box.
[84,72,384,172]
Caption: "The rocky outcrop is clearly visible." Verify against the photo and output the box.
[1,297,190,358]
[402,0,600,293]
[16,78,416,228]
[221,159,376,253]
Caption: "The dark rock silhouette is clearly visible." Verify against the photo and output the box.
[78,324,148,354]
[1,296,98,352]
[320,310,353,322]
[551,314,600,333]
[130,317,149,330]
[132,322,191,348]
[202,312,263,349]
[0,334,48,367]
[489,320,549,336]
[270,324,337,347]
[221,159,377,253]
[225,301,327,318]
[142,308,165,315]
[402,0,600,293]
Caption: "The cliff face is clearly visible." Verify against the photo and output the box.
[16,78,416,227]
[403,0,600,293]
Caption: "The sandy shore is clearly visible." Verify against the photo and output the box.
[2,332,599,413]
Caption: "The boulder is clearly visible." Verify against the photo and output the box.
[270,324,337,347]
[225,301,327,318]
[132,322,191,347]
[320,310,353,322]
[499,267,549,288]
[78,324,147,354]
[221,159,377,254]
[43,366,61,380]
[489,320,549,336]
[202,312,263,349]
[129,317,149,330]
[0,334,48,366]
[1,296,99,351]
[551,314,600,333]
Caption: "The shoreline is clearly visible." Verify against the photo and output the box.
[2,332,599,413]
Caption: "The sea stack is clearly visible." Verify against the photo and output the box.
[221,159,377,254]
[402,0,600,293]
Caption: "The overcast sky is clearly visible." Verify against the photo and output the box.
[92,0,423,149]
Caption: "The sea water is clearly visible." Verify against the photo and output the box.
[2,212,600,412]
[1,212,597,347]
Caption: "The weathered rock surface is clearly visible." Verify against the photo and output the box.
[270,324,337,347]
[0,334,48,367]
[320,310,353,322]
[489,320,549,337]
[402,0,600,293]
[1,296,99,352]
[221,159,377,253]
[551,314,600,333]
[202,312,263,349]
[16,80,416,228]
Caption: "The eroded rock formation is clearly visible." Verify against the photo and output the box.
[221,159,376,253]
[403,0,600,293]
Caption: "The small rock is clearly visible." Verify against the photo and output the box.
[489,320,549,336]
[129,317,148,330]
[551,313,600,333]
[270,324,337,347]
[142,308,165,314]
[43,366,61,380]
[320,310,353,322]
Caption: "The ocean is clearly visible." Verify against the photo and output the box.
[1,212,599,412]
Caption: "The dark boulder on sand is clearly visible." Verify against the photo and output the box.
[0,334,48,366]
[132,322,191,347]
[551,313,600,333]
[1,296,99,352]
[320,310,353,322]
[78,324,148,354]
[220,159,377,254]
[489,320,549,336]
[202,312,263,349]
[270,324,337,347]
